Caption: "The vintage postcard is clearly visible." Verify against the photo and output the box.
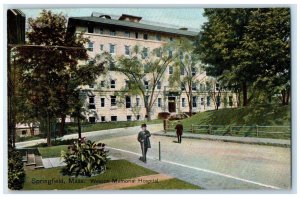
[6,6,292,192]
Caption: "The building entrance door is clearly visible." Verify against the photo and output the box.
[168,97,176,113]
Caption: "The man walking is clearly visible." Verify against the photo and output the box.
[175,121,183,143]
[137,124,151,163]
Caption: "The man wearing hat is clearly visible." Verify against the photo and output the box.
[137,123,151,163]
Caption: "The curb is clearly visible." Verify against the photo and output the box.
[152,132,291,148]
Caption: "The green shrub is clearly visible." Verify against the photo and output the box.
[8,148,26,190]
[61,139,109,177]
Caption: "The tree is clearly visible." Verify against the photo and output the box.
[15,10,103,146]
[169,38,206,116]
[195,8,290,106]
[110,44,177,121]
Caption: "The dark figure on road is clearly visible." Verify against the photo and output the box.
[137,123,151,163]
[175,121,183,143]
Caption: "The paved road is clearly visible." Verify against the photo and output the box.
[16,124,291,190]
[93,128,291,190]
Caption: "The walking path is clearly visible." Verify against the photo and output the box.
[81,174,173,190]
[153,131,290,147]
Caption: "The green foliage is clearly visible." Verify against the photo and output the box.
[61,140,109,177]
[110,44,178,120]
[195,8,290,105]
[15,10,104,143]
[8,148,26,190]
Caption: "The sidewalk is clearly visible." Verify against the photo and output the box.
[153,131,290,147]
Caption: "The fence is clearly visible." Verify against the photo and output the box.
[166,121,290,139]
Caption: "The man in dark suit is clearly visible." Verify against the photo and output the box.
[175,121,183,143]
[137,123,151,163]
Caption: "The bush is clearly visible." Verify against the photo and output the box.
[8,148,26,190]
[61,139,109,177]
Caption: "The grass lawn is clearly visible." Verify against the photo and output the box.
[176,104,291,139]
[23,160,157,190]
[38,145,68,158]
[67,119,162,134]
[123,178,202,190]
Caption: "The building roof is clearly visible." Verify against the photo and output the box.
[68,16,198,37]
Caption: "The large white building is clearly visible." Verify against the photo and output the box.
[67,13,236,123]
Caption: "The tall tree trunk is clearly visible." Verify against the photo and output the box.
[188,85,193,116]
[59,114,66,137]
[146,106,151,121]
[242,81,248,106]
[281,90,286,105]
[285,88,290,105]
[47,112,51,147]
[77,113,82,139]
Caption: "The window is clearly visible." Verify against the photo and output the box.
[100,81,105,88]
[216,83,220,91]
[109,44,115,54]
[111,80,116,88]
[192,96,197,107]
[142,47,148,59]
[89,96,95,104]
[124,31,130,37]
[217,96,221,107]
[127,115,132,121]
[89,104,96,109]
[143,34,148,40]
[144,81,149,90]
[192,67,196,76]
[158,98,162,107]
[87,42,93,51]
[125,80,130,89]
[179,51,184,60]
[100,28,104,34]
[144,64,150,73]
[110,29,116,36]
[89,84,94,88]
[126,96,131,108]
[157,81,161,89]
[168,50,173,58]
[109,61,115,70]
[170,37,173,42]
[169,66,173,75]
[156,48,161,57]
[229,96,233,107]
[94,27,100,34]
[89,117,96,123]
[101,116,106,122]
[145,96,149,103]
[201,97,204,105]
[135,32,139,39]
[182,98,186,107]
[111,96,117,106]
[125,45,130,56]
[181,82,185,91]
[100,44,104,51]
[88,26,93,33]
[22,130,26,135]
[200,84,205,92]
[111,116,117,121]
[156,34,161,41]
[137,115,140,120]
[136,98,140,106]
[101,98,105,107]
[207,96,211,106]
[180,65,185,75]
[192,83,197,91]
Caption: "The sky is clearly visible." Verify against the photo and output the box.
[20,8,207,31]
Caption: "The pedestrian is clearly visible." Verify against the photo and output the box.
[137,123,151,163]
[175,121,183,143]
